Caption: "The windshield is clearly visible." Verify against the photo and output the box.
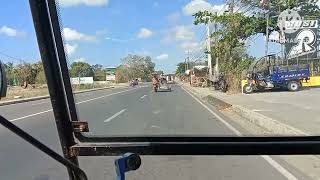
[0,0,320,180]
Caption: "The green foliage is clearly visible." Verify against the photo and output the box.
[194,11,266,48]
[119,54,155,81]
[91,64,106,81]
[240,0,320,17]
[35,68,46,84]
[115,65,129,83]
[4,62,16,85]
[11,61,42,85]
[176,62,186,76]
[70,61,94,78]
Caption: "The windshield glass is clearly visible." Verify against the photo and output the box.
[51,0,320,137]
[1,0,320,180]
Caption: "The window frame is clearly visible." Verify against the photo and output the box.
[30,0,320,164]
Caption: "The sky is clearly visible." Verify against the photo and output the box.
[0,0,308,73]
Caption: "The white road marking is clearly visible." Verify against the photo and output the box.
[104,109,127,123]
[7,88,138,122]
[181,86,298,180]
[77,88,137,104]
[31,101,48,106]
[10,109,53,122]
[252,109,272,112]
[150,125,160,129]
[140,95,147,99]
[152,110,161,114]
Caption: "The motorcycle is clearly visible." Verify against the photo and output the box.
[213,74,228,93]
[153,83,159,92]
[130,79,138,87]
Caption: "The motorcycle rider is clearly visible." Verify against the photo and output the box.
[152,75,160,91]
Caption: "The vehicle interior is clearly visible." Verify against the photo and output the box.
[0,0,320,180]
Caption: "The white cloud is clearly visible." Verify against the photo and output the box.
[105,37,133,43]
[65,43,78,55]
[180,41,199,50]
[74,57,86,62]
[183,0,226,15]
[212,4,226,14]
[167,12,181,24]
[58,0,108,7]
[156,53,169,60]
[137,28,153,39]
[161,25,196,51]
[174,26,195,41]
[317,0,320,7]
[63,28,96,42]
[0,26,24,37]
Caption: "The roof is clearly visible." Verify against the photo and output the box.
[193,65,207,70]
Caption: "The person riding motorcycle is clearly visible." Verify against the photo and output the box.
[152,75,160,92]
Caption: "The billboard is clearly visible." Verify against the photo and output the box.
[105,67,116,75]
[284,20,318,59]
[71,77,94,84]
[106,75,116,81]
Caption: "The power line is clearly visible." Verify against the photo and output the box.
[0,50,25,62]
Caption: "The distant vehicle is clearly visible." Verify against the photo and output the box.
[130,79,139,87]
[159,77,172,92]
[243,55,310,94]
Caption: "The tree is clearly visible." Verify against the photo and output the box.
[35,62,46,84]
[91,64,106,81]
[70,62,94,78]
[120,54,155,81]
[194,11,260,91]
[240,0,320,17]
[115,65,129,83]
[14,62,41,87]
[4,62,15,85]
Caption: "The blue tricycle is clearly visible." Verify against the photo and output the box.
[243,55,310,94]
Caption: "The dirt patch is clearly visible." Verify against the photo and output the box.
[203,95,232,110]
[2,85,49,101]
[1,83,113,101]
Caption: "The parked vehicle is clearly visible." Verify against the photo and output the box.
[212,74,228,93]
[243,55,310,94]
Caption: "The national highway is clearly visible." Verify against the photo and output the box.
[0,83,311,180]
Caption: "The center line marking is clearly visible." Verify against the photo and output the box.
[140,95,147,99]
[7,88,139,122]
[104,109,127,123]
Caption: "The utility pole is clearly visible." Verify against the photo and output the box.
[207,23,213,78]
[265,13,269,56]
[186,50,190,70]
[213,12,219,76]
[184,58,187,72]
[265,1,270,56]
[229,0,234,14]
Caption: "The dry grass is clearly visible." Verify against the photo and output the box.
[2,85,49,101]
[226,73,241,94]
[1,83,115,101]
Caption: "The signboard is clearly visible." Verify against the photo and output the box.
[285,20,318,59]
[106,75,116,81]
[105,67,116,75]
[71,77,94,85]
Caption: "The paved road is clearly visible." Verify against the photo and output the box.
[189,85,320,135]
[0,84,311,180]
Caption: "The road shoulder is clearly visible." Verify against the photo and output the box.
[181,82,320,179]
